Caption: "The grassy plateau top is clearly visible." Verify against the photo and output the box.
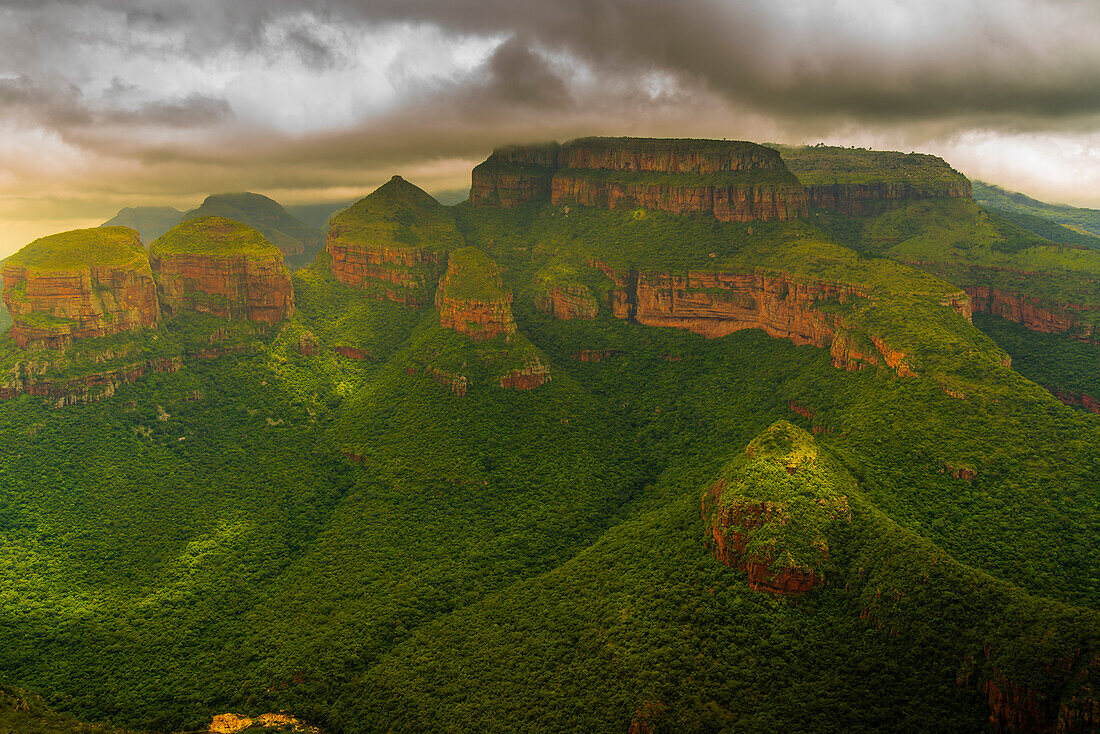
[774,145,971,188]
[151,216,283,260]
[5,226,148,272]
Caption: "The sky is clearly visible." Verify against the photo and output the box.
[0,0,1098,257]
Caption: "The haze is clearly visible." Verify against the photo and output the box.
[1,0,1098,257]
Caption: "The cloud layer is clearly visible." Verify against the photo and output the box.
[0,0,1098,254]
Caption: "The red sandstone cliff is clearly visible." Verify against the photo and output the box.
[327,240,443,306]
[0,355,182,406]
[471,137,808,222]
[151,252,294,324]
[2,260,159,351]
[435,249,517,343]
[592,262,965,376]
[968,285,1095,341]
[533,282,599,320]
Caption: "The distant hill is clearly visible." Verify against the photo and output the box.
[974,181,1100,243]
[100,206,182,243]
[182,192,322,269]
[285,200,354,230]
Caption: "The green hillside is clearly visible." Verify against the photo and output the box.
[183,193,322,269]
[151,216,283,260]
[4,227,146,272]
[327,175,463,253]
[0,154,1096,734]
[100,207,182,244]
[776,144,970,189]
[975,180,1100,239]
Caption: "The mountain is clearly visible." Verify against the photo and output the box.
[100,206,182,243]
[0,136,1095,733]
[182,192,323,270]
[975,181,1100,240]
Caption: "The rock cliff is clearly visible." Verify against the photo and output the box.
[0,355,182,406]
[472,137,808,222]
[702,421,851,597]
[968,285,1094,340]
[776,145,973,215]
[327,176,461,305]
[1,227,159,351]
[592,262,965,376]
[150,217,294,324]
[435,247,517,342]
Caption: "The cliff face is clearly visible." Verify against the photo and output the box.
[471,137,808,222]
[805,181,972,216]
[968,286,1094,340]
[469,143,559,208]
[777,145,974,215]
[435,247,517,342]
[977,649,1099,734]
[326,176,460,305]
[533,282,599,320]
[150,217,294,324]
[151,252,294,324]
[1,228,159,351]
[593,262,964,376]
[328,240,443,306]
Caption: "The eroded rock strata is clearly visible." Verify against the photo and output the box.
[472,137,808,222]
[968,285,1094,340]
[2,227,159,351]
[592,262,971,376]
[151,217,294,324]
[435,247,517,342]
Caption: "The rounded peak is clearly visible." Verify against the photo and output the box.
[6,226,145,272]
[746,420,818,465]
[151,216,283,260]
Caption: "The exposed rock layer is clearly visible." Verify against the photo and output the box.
[968,285,1095,341]
[435,249,517,342]
[472,137,808,222]
[805,181,972,216]
[2,229,159,350]
[152,252,294,324]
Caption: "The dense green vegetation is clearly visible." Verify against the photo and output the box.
[975,312,1100,406]
[183,193,322,269]
[151,216,284,260]
[0,176,1096,733]
[3,227,146,272]
[774,145,970,188]
[975,181,1100,239]
[327,176,463,253]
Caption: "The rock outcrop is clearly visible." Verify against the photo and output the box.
[498,356,552,390]
[533,282,599,320]
[703,421,851,597]
[592,262,967,376]
[776,145,973,215]
[472,137,808,222]
[968,285,1094,340]
[150,216,294,324]
[0,355,182,406]
[469,143,559,208]
[436,247,516,342]
[1,227,159,351]
[326,176,461,306]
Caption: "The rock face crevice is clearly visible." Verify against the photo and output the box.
[472,137,808,222]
